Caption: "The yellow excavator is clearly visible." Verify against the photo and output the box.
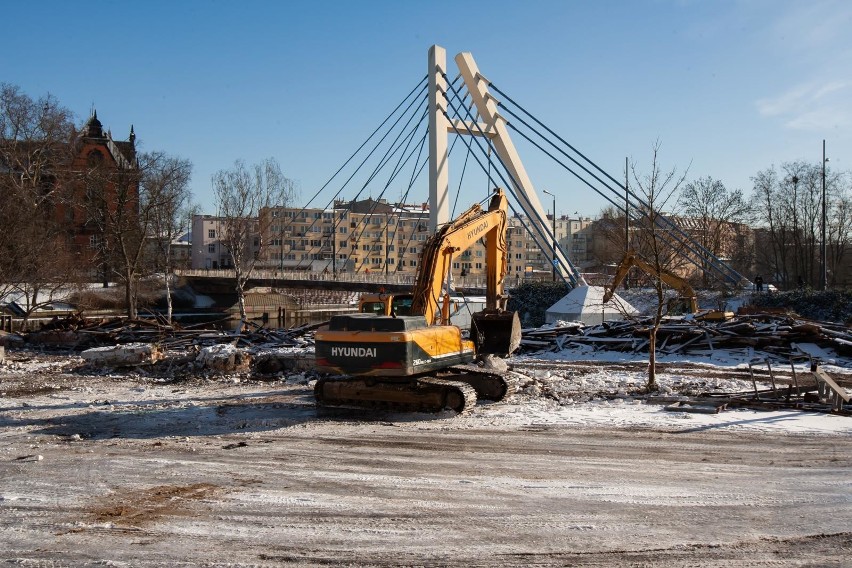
[603,250,734,321]
[313,189,522,413]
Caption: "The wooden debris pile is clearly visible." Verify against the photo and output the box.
[18,314,322,352]
[661,360,852,416]
[519,313,852,363]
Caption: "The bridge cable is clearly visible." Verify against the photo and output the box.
[490,81,747,286]
[443,75,581,287]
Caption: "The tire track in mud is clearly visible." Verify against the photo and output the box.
[87,482,222,527]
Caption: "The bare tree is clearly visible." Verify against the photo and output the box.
[212,158,297,321]
[750,162,849,288]
[81,150,196,319]
[144,153,194,323]
[80,150,144,317]
[628,143,688,390]
[826,184,851,286]
[677,176,751,287]
[0,83,81,325]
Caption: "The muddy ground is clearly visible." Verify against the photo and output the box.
[1,350,851,567]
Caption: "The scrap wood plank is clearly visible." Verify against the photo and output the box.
[663,332,707,354]
[813,368,851,410]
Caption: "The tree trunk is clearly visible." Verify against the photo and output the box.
[125,268,136,319]
[165,272,173,323]
[236,280,247,321]
[647,327,657,391]
[164,246,174,324]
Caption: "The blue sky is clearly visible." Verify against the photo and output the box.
[3,0,850,217]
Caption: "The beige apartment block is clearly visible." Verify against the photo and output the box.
[191,203,593,285]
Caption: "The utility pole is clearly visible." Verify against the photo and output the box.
[385,212,390,275]
[821,140,828,291]
[624,156,629,252]
[332,204,337,275]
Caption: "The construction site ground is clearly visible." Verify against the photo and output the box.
[1,350,851,567]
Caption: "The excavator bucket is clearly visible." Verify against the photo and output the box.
[470,310,522,356]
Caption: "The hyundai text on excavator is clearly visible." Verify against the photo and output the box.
[313,189,522,413]
[603,250,734,321]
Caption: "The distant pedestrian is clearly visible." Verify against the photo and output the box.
[755,275,764,292]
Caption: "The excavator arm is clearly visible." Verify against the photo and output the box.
[603,250,697,311]
[411,189,510,325]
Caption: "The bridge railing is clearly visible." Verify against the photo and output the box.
[176,268,490,289]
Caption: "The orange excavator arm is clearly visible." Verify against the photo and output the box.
[411,189,510,325]
[603,250,696,308]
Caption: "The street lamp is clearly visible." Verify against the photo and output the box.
[542,189,557,282]
[821,140,829,291]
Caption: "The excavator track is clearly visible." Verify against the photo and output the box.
[314,376,477,414]
[438,367,518,402]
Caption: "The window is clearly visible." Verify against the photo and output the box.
[339,241,348,249]
[208,244,216,253]
[208,229,215,238]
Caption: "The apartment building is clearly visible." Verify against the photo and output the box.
[506,214,595,281]
[259,198,439,274]
[190,202,593,282]
[190,215,261,270]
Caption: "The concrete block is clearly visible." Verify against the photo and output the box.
[196,343,251,373]
[82,343,162,367]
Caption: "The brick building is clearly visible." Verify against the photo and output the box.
[64,111,139,270]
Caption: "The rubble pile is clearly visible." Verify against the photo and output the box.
[6,314,320,352]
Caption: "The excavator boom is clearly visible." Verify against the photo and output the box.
[603,250,733,320]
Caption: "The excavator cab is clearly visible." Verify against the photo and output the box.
[359,294,414,316]
[666,297,696,316]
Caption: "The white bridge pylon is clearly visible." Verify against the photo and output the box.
[427,45,584,286]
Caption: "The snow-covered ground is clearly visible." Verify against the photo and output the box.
[1,342,851,566]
